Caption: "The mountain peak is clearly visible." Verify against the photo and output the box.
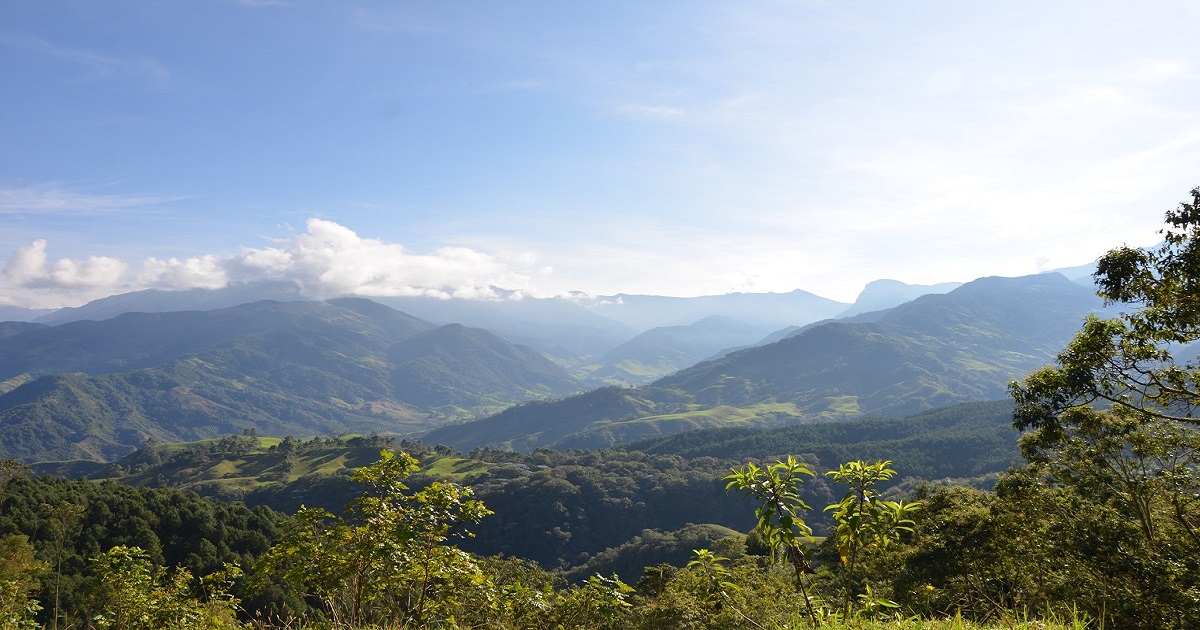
[839,279,961,317]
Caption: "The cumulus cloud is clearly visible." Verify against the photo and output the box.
[0,219,540,308]
[230,219,535,299]
[3,240,51,286]
[4,239,128,289]
[47,255,128,289]
[137,255,228,290]
[0,239,129,307]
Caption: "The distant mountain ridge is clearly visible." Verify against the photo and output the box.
[575,289,848,331]
[0,268,1107,462]
[33,281,306,325]
[837,279,961,317]
[424,273,1103,452]
[19,282,854,365]
[0,306,55,323]
[9,281,876,386]
[369,293,637,364]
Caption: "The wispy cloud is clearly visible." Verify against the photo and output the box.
[615,104,686,120]
[223,0,291,7]
[0,185,182,214]
[0,32,170,87]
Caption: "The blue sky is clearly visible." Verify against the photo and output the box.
[3,1,1199,309]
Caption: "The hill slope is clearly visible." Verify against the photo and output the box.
[388,323,581,410]
[583,316,768,384]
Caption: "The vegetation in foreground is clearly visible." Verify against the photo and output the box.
[1,451,1104,630]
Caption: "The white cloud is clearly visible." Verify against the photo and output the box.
[236,247,293,272]
[3,239,127,289]
[46,255,128,289]
[3,240,50,286]
[240,218,535,299]
[0,239,129,308]
[138,255,228,290]
[0,219,541,308]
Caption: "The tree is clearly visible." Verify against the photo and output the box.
[1012,186,1200,428]
[547,574,635,630]
[823,460,920,616]
[0,460,30,516]
[1008,186,1200,628]
[39,501,84,630]
[1007,405,1200,627]
[252,450,492,628]
[88,545,243,630]
[724,456,821,625]
[0,534,46,630]
[890,485,1033,620]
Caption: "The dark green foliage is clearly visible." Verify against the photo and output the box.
[88,545,244,629]
[70,434,413,505]
[1012,188,1200,428]
[634,400,1020,481]
[1009,411,1200,628]
[562,524,745,584]
[724,456,822,624]
[888,464,1200,628]
[0,533,46,627]
[0,474,289,626]
[1002,187,1200,628]
[67,399,1020,581]
[822,460,920,615]
[461,448,767,570]
[889,485,1019,616]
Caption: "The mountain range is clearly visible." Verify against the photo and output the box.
[424,273,1104,451]
[0,269,1102,462]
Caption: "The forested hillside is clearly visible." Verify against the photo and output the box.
[37,400,1016,582]
[630,400,1018,479]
